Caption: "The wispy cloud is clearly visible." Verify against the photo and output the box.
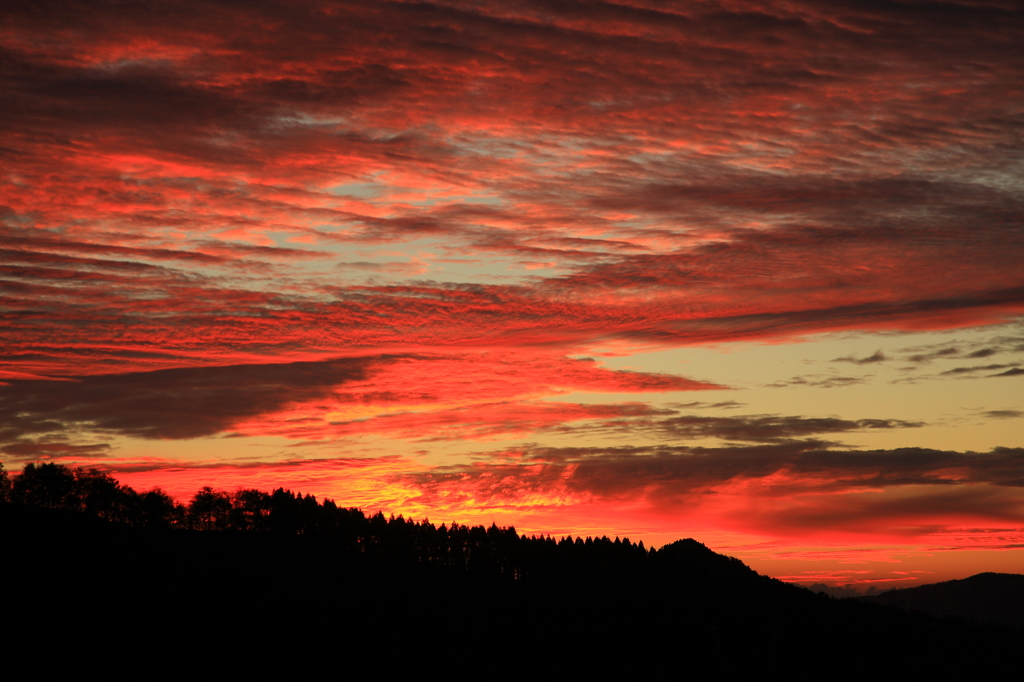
[833,350,887,365]
[767,375,866,389]
[941,363,1019,376]
[980,410,1024,420]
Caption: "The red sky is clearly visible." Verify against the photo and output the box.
[2,0,1023,589]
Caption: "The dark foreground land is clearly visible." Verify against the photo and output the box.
[5,505,1020,674]
[2,464,1019,673]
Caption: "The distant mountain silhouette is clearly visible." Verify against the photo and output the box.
[862,573,1024,628]
[803,582,895,598]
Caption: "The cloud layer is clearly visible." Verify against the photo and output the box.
[1,0,1022,377]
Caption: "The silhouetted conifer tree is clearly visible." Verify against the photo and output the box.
[0,463,10,504]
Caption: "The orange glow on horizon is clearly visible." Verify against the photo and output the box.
[101,451,1024,588]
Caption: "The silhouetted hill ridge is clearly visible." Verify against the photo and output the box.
[862,572,1024,628]
[1,464,1018,672]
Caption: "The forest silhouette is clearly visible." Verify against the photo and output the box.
[2,462,1017,672]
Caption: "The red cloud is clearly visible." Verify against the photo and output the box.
[1,0,1021,378]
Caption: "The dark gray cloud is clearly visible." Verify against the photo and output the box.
[0,440,112,461]
[579,413,923,444]
[410,444,1024,507]
[906,347,961,363]
[667,400,746,410]
[833,349,887,364]
[0,356,380,445]
[898,332,1024,366]
[981,410,1024,420]
[767,375,865,389]
[941,363,1019,376]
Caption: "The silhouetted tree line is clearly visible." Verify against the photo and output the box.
[1,462,177,527]
[0,461,657,580]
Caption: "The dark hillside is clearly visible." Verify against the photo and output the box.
[3,503,1016,674]
[862,573,1024,628]
[1,464,1017,673]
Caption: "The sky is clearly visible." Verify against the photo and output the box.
[2,0,1023,590]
